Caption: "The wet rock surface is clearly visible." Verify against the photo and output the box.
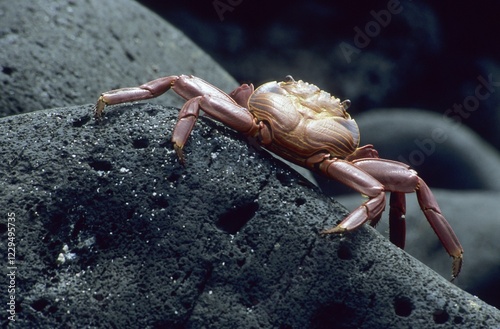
[1,104,500,328]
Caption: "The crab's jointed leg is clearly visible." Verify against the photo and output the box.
[95,76,179,118]
[351,158,463,279]
[95,75,263,163]
[170,94,261,163]
[95,75,241,118]
[388,192,407,249]
[315,156,388,232]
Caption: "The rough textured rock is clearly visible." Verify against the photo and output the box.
[0,0,237,117]
[1,0,500,325]
[1,104,500,328]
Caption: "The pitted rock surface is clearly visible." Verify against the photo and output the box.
[1,104,499,328]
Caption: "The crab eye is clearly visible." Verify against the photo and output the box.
[284,75,295,83]
[341,99,351,110]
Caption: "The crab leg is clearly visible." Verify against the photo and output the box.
[352,158,463,279]
[388,192,406,249]
[171,95,260,163]
[95,76,179,118]
[316,158,387,233]
[415,178,463,278]
[94,75,239,118]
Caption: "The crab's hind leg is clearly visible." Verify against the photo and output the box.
[415,178,463,280]
[388,192,406,249]
[314,157,387,234]
[352,158,463,279]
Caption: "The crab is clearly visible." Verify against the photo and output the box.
[95,74,463,279]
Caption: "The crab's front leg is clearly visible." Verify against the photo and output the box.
[95,76,180,118]
[95,75,246,119]
[94,75,263,163]
[171,95,263,164]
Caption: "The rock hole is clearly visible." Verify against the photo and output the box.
[276,170,293,186]
[360,260,374,272]
[216,201,259,234]
[310,302,356,329]
[72,115,91,127]
[394,296,414,317]
[124,50,136,62]
[171,271,182,281]
[153,195,169,209]
[88,159,113,171]
[337,242,353,260]
[32,298,50,312]
[433,309,449,324]
[295,197,306,206]
[132,137,149,149]
[167,172,181,183]
[93,293,105,301]
[2,66,15,75]
[145,108,159,116]
[236,258,246,267]
[47,212,65,234]
[71,216,86,239]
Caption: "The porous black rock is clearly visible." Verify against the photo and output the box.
[1,104,500,328]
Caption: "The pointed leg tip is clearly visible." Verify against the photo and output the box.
[320,225,346,235]
[450,253,464,282]
[450,253,463,282]
[94,98,106,119]
[173,144,187,166]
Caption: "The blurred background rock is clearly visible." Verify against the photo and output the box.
[138,0,500,151]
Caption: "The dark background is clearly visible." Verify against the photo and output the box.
[137,0,500,154]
